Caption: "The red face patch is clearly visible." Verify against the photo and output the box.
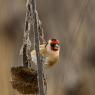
[51,40,60,44]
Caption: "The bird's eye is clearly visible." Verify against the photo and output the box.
[50,43,55,47]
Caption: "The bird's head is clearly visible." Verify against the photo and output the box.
[45,39,60,52]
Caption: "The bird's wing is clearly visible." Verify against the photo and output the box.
[31,44,46,55]
[31,44,46,64]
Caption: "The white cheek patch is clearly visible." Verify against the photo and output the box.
[46,45,52,53]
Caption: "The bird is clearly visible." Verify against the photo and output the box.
[31,39,60,69]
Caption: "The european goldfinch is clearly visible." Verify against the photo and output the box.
[31,39,60,68]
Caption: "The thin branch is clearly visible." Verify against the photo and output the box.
[23,0,32,68]
[30,0,45,95]
[23,0,46,94]
[38,20,46,44]
[11,0,47,94]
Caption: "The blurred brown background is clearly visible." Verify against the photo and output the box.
[0,0,95,95]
